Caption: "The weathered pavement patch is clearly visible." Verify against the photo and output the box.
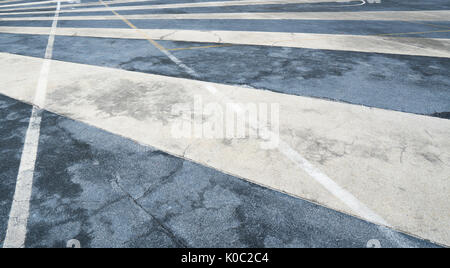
[0,95,31,248]
[0,94,435,248]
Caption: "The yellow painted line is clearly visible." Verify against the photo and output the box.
[167,44,233,51]
[374,29,450,37]
[99,0,167,52]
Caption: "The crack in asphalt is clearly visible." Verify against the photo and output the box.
[112,172,188,248]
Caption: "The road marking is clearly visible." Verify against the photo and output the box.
[2,1,60,249]
[100,0,391,230]
[167,44,233,51]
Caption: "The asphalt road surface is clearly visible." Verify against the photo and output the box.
[0,0,449,248]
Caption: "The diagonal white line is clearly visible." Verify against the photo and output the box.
[2,1,60,249]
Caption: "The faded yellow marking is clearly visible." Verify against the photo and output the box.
[167,44,233,51]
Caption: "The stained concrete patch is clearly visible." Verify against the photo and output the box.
[0,94,31,248]
[18,105,440,248]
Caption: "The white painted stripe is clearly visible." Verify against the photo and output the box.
[2,1,60,249]
[2,107,42,248]
[2,11,450,21]
[0,0,366,15]
[0,0,156,12]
